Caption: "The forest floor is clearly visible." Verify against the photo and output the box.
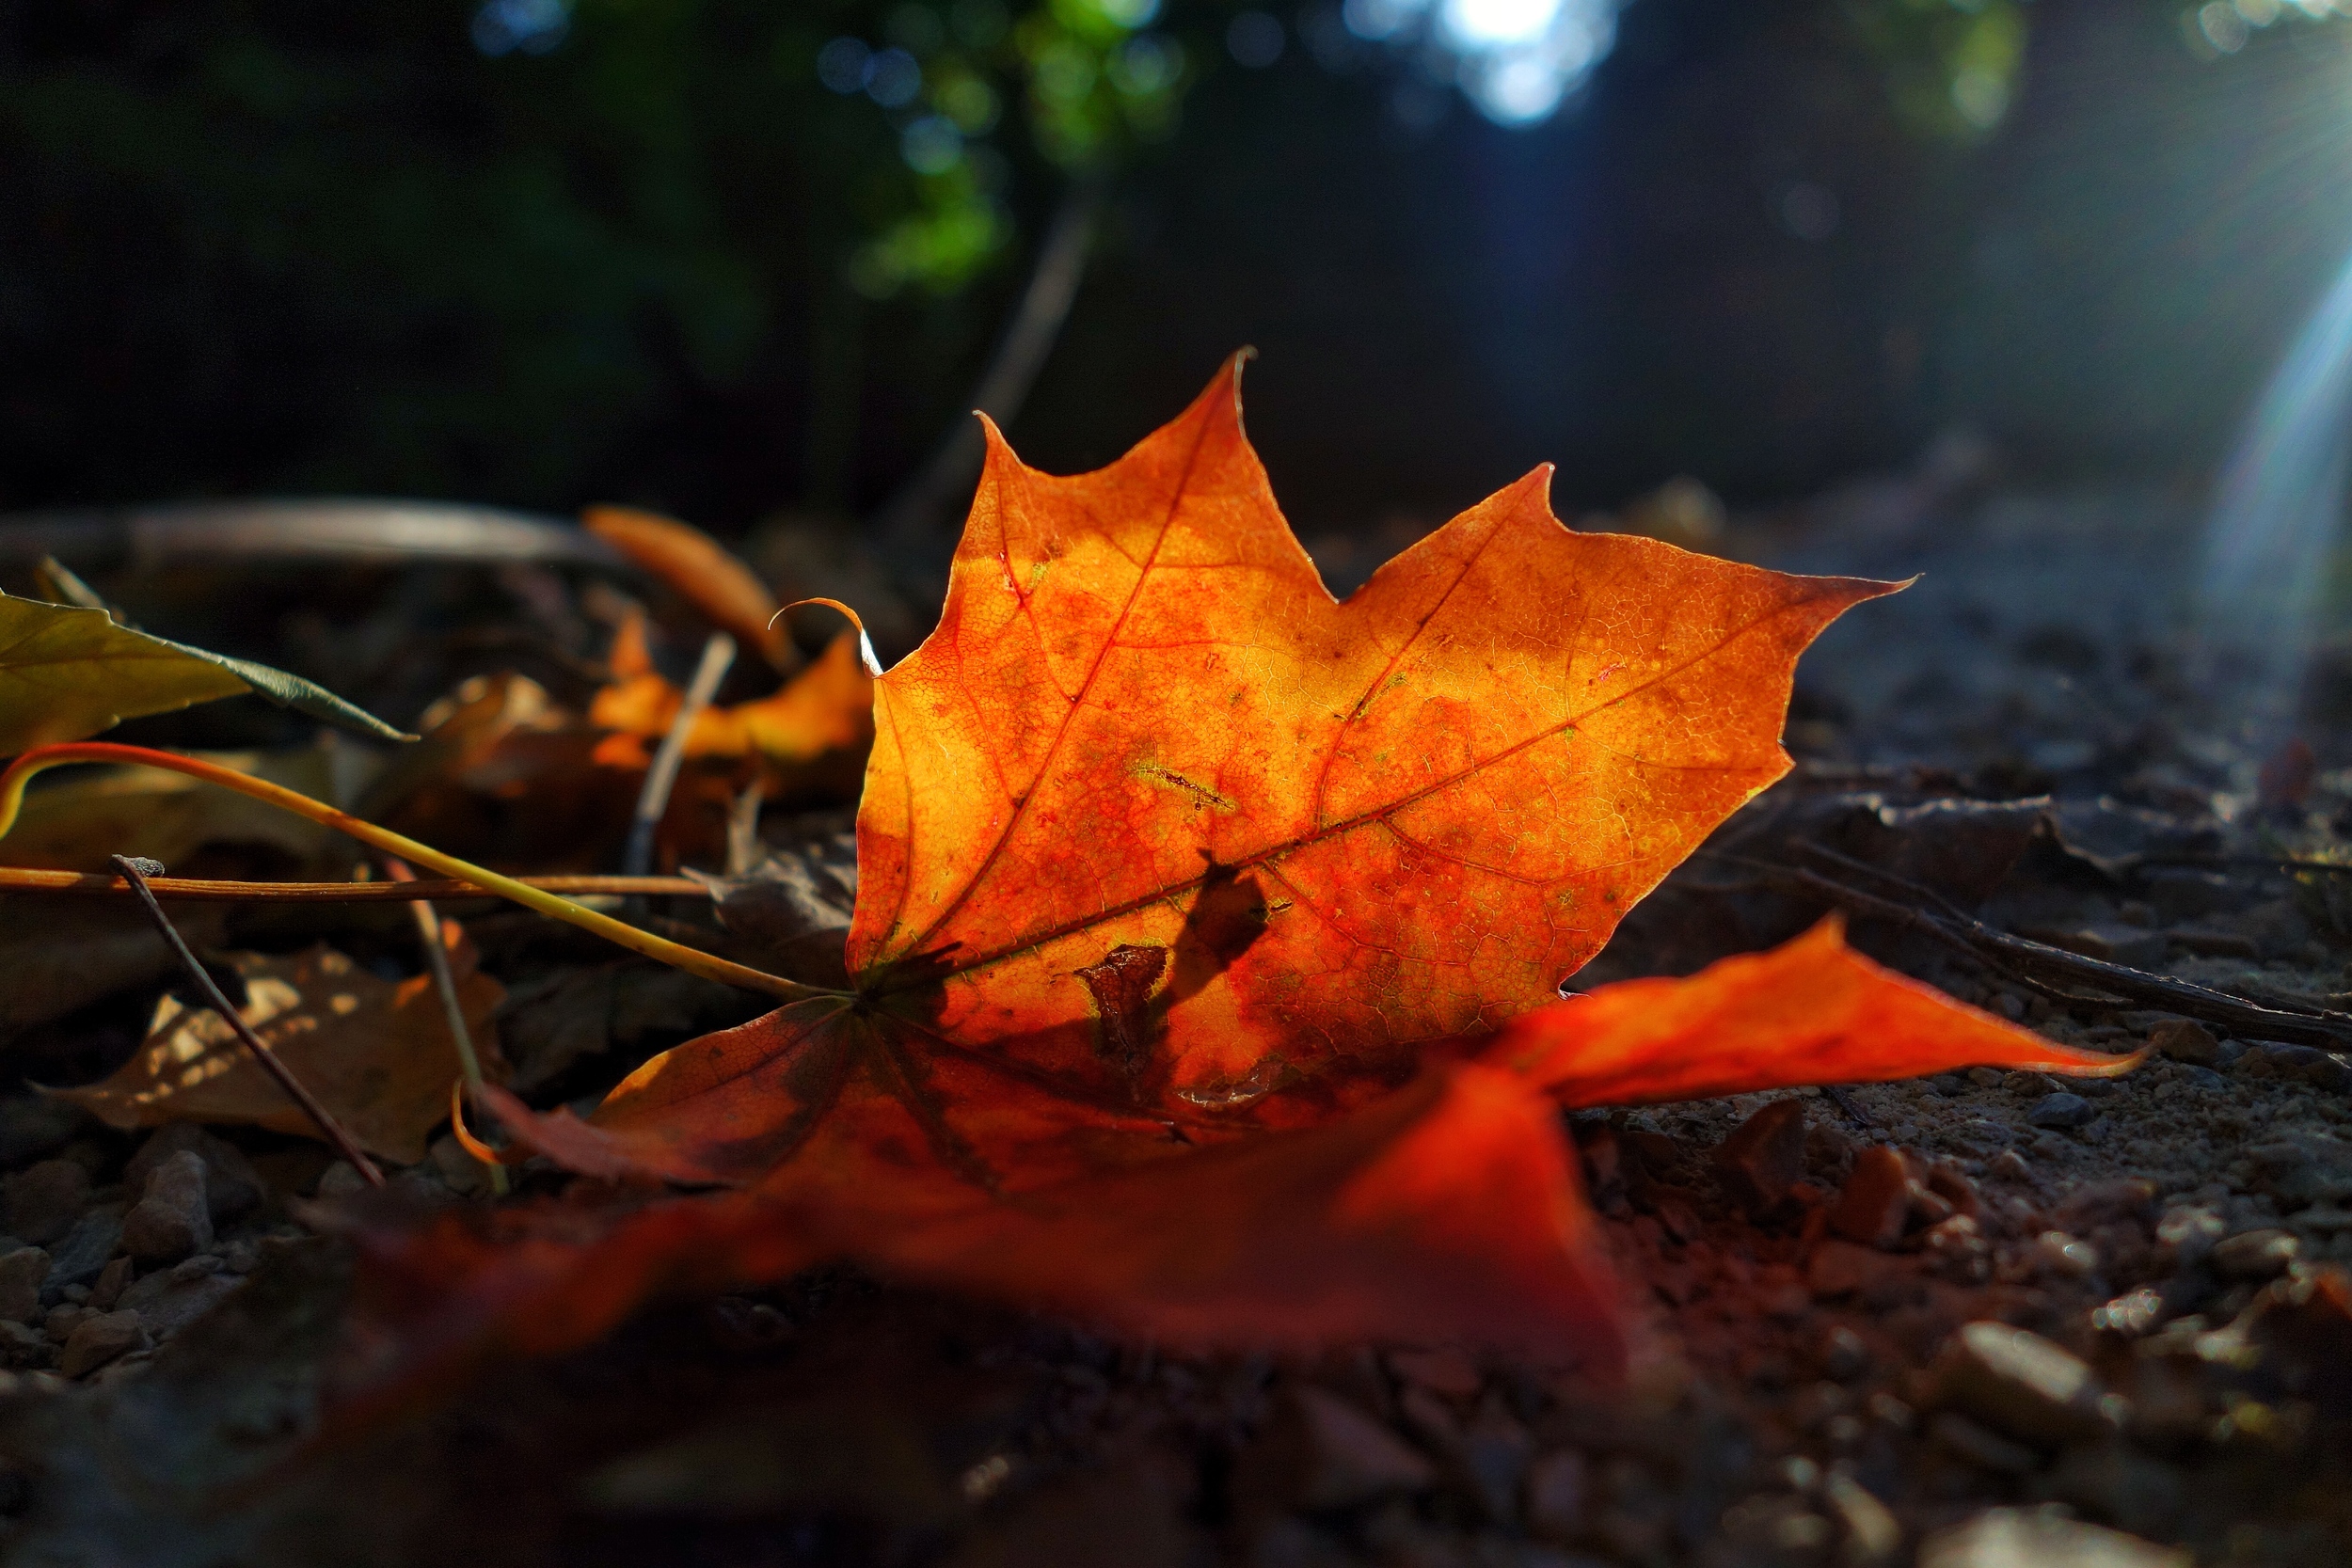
[0,464,2347,1568]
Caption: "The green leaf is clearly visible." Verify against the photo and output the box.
[0,593,413,753]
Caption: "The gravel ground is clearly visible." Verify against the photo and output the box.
[0,477,2347,1567]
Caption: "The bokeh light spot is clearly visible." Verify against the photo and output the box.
[1228,11,1286,69]
[1442,0,1565,49]
[866,47,924,107]
[817,37,871,95]
[472,0,570,57]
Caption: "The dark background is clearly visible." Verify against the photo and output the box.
[3,0,2349,545]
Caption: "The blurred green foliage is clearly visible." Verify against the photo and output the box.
[0,0,1202,516]
[1843,0,2029,141]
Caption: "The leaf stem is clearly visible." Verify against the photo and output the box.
[0,744,829,1002]
[624,630,734,880]
[384,857,508,1195]
[110,854,386,1186]
[0,868,708,902]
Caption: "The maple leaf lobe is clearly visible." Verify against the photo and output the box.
[850,356,1898,1114]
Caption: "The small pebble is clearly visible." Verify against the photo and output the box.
[1820,1325,1871,1382]
[1932,1321,2122,1443]
[2211,1227,2298,1281]
[2149,1019,2221,1066]
[2028,1092,2095,1130]
[1712,1099,1810,1215]
[1830,1147,1911,1248]
[87,1257,131,1312]
[121,1150,213,1264]
[1917,1507,2190,1568]
[58,1309,144,1378]
[41,1304,92,1344]
[1966,1068,2004,1088]
[2034,1230,2099,1279]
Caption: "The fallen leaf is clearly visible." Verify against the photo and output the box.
[0,896,228,1039]
[589,626,875,774]
[338,358,2133,1409]
[0,592,411,752]
[55,941,507,1164]
[584,505,796,673]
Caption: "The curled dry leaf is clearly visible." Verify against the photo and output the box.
[588,618,874,775]
[55,937,507,1164]
[342,358,2134,1410]
[583,505,796,674]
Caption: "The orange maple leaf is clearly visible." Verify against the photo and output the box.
[350,358,2132,1402]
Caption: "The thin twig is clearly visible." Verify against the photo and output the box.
[1705,847,2352,1048]
[383,858,507,1196]
[2138,853,2352,877]
[623,631,735,882]
[110,855,385,1186]
[0,868,708,902]
[874,174,1106,591]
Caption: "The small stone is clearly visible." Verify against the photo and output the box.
[1917,1507,2189,1568]
[1821,1325,1870,1381]
[2153,1207,2224,1271]
[41,1304,91,1344]
[2245,1139,2352,1209]
[120,1150,213,1264]
[2028,1092,2095,1130]
[1807,1240,1912,1300]
[2034,1231,2100,1279]
[0,1320,53,1370]
[1966,1067,2004,1087]
[1712,1098,1809,1215]
[427,1135,492,1198]
[1521,1449,1586,1540]
[116,1267,241,1339]
[124,1124,262,1224]
[2236,1042,2352,1091]
[58,1309,145,1378]
[1933,1321,2123,1444]
[1830,1147,1911,1247]
[1249,1386,1435,1510]
[1386,1346,1481,1399]
[40,1206,123,1299]
[2149,1019,2220,1066]
[1926,1411,2039,1474]
[2211,1227,2298,1281]
[313,1162,371,1199]
[87,1256,131,1312]
[0,1247,48,1323]
[1988,1149,2034,1181]
[1822,1473,1901,1565]
[1,1161,90,1246]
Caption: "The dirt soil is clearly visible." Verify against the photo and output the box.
[0,478,2349,1568]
